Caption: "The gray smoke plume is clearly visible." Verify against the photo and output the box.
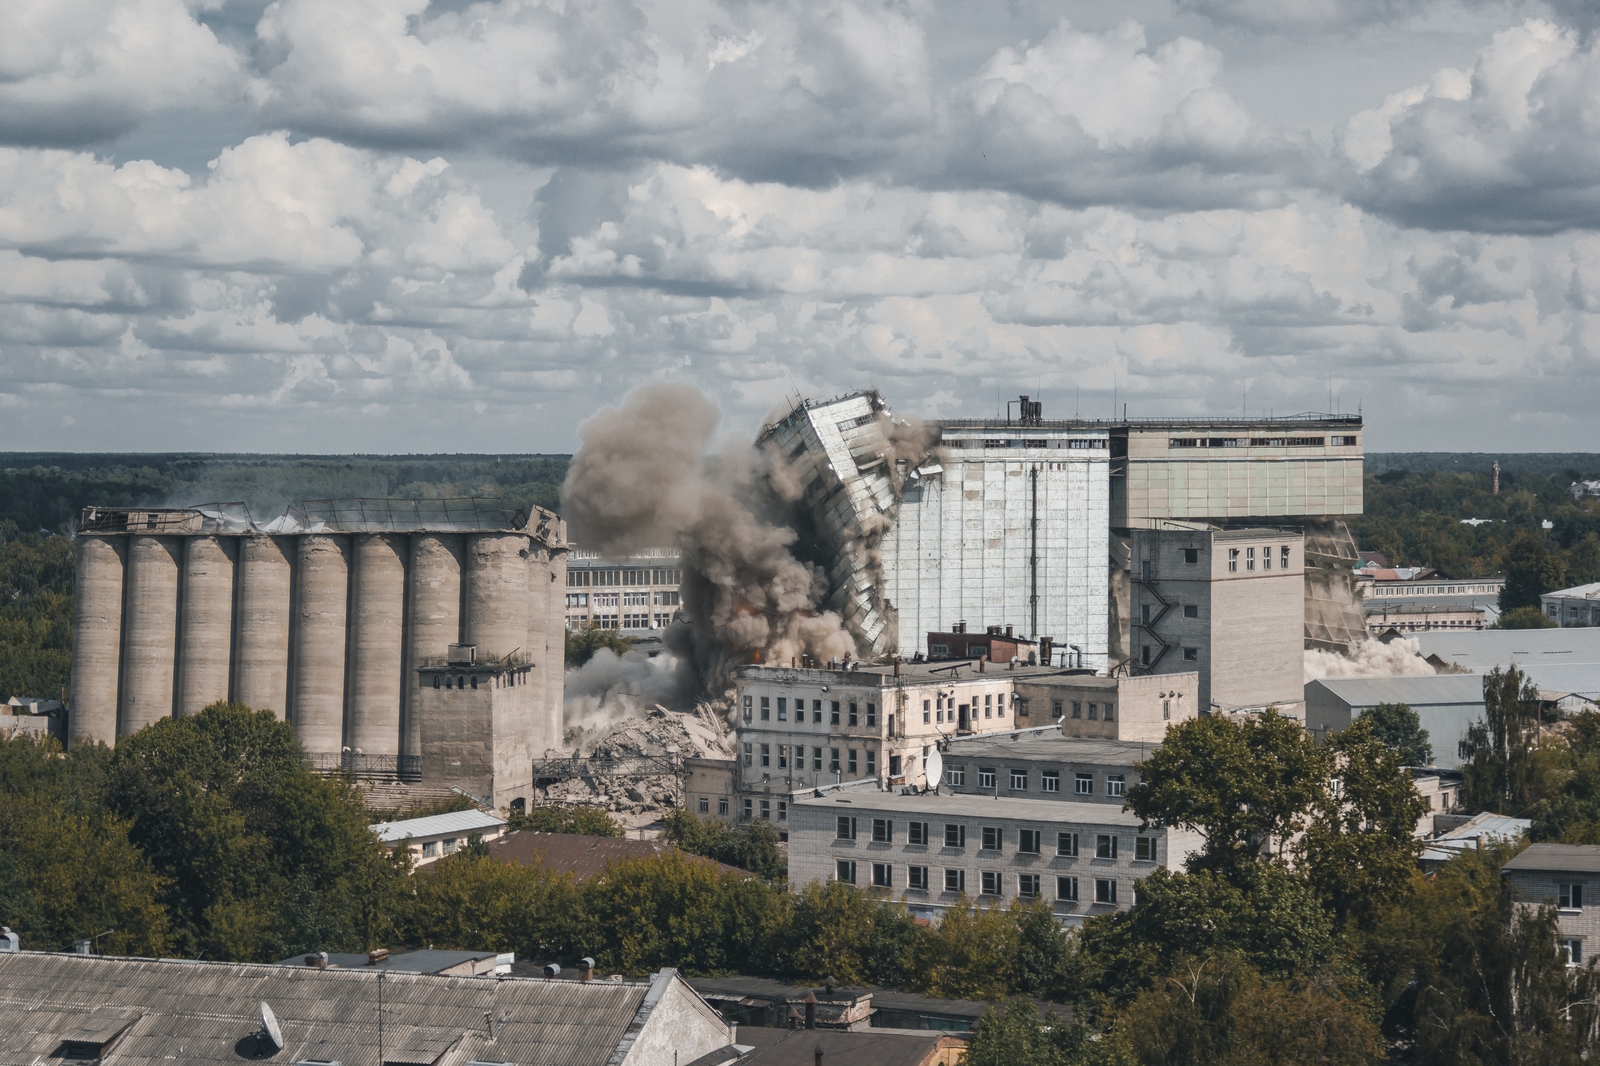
[1304,636,1437,683]
[562,646,693,746]
[562,383,857,701]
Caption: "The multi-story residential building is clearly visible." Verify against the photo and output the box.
[1129,526,1305,717]
[564,548,682,632]
[1541,583,1600,628]
[938,731,1162,806]
[728,660,1068,827]
[1012,671,1199,743]
[788,780,1201,924]
[1502,844,1600,965]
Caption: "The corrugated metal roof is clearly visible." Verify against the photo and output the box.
[370,809,505,843]
[1415,628,1600,669]
[0,952,708,1066]
[1419,812,1528,864]
[272,950,499,974]
[1504,843,1600,874]
[1545,582,1600,601]
[1305,673,1485,707]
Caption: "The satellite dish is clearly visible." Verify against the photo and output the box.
[924,749,943,789]
[259,1001,284,1052]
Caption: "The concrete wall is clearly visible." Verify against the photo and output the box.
[70,536,124,746]
[1506,870,1600,957]
[1016,672,1198,742]
[619,974,736,1066]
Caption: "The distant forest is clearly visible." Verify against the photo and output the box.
[1,451,1598,701]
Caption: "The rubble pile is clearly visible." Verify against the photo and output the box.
[539,702,734,826]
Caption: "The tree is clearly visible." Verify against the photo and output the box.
[1500,531,1564,611]
[1494,606,1557,630]
[965,1000,1122,1066]
[1296,718,1431,927]
[565,624,633,668]
[1459,666,1549,814]
[1126,710,1329,878]
[1356,702,1433,766]
[661,806,786,879]
[508,804,624,837]
[1568,532,1600,587]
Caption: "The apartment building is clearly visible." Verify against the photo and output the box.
[788,780,1201,924]
[938,731,1160,807]
[1503,844,1600,965]
[564,548,682,631]
[1129,526,1305,717]
[1012,671,1199,743]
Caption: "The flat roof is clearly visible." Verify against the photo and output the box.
[1503,843,1600,874]
[943,732,1157,765]
[1415,628,1600,669]
[735,663,1070,685]
[1546,582,1600,601]
[793,787,1144,825]
[370,808,505,843]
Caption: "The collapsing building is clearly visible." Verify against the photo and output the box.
[759,391,1112,669]
[69,499,566,808]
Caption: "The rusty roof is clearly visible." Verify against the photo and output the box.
[0,952,719,1066]
[487,831,746,880]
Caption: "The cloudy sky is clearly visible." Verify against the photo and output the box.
[3,0,1599,453]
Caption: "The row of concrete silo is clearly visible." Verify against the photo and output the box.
[69,514,566,766]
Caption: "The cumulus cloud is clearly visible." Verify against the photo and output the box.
[1177,0,1425,31]
[0,0,243,146]
[1344,19,1600,232]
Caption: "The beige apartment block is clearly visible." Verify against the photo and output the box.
[1503,844,1600,966]
[1014,671,1199,742]
[1130,526,1305,717]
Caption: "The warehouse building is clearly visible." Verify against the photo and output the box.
[68,499,565,808]
[1303,673,1485,762]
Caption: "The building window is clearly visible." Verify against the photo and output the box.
[1052,700,1063,719]
[778,801,787,821]
[872,863,893,888]
[1097,835,1118,859]
[1228,548,1239,572]
[837,816,857,840]
[421,841,439,857]
[1057,876,1079,902]
[847,750,858,774]
[1183,647,1199,661]
[866,750,877,775]
[866,703,877,726]
[1019,829,1041,854]
[982,826,1002,851]
[698,797,709,814]
[777,744,788,769]
[1282,545,1291,566]
[831,702,841,725]
[1184,604,1198,618]
[1562,939,1584,966]
[1136,836,1156,861]
[909,821,928,845]
[432,675,440,689]
[849,702,859,726]
[743,743,752,767]
[836,861,857,884]
[1246,547,1256,571]
[980,871,1001,896]
[1183,548,1199,564]
[813,698,823,719]
[743,798,752,819]
[944,868,965,892]
[1107,775,1126,798]
[1163,700,1171,720]
[1010,769,1028,790]
[1019,873,1041,899]
[873,818,893,843]
[760,696,770,721]
[1042,771,1060,793]
[1141,604,1152,626]
[760,799,770,820]
[1104,703,1115,722]
[908,865,929,891]
[946,766,965,786]
[1075,773,1092,795]
[777,697,787,721]
[760,744,770,768]
[1263,546,1272,570]
[1058,832,1079,857]
[984,694,992,718]
[1071,701,1082,719]
[945,823,966,848]
[830,749,840,772]
[1095,878,1118,904]
[1560,883,1584,910]
[978,767,996,789]
[813,747,824,771]
[923,700,931,723]
[889,754,901,776]
[718,797,728,816]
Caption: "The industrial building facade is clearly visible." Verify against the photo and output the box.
[563,548,683,632]
[68,500,566,807]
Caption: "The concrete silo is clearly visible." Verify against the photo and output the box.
[291,534,349,758]
[69,535,125,747]
[346,533,406,757]
[233,536,293,718]
[404,533,463,760]
[177,535,235,715]
[120,535,181,736]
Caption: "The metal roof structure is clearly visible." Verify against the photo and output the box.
[793,785,1145,825]
[730,1027,963,1066]
[370,809,506,844]
[942,731,1158,766]
[0,952,734,1066]
[272,950,502,976]
[1420,812,1530,866]
[1304,673,1486,708]
[1414,628,1600,670]
[1504,842,1600,875]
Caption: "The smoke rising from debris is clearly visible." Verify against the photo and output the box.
[561,646,692,746]
[561,382,857,703]
[1304,636,1437,683]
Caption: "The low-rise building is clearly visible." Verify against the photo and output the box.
[1541,583,1600,628]
[370,807,506,866]
[925,623,1038,664]
[1013,672,1199,742]
[1366,604,1492,635]
[1503,843,1600,965]
[938,731,1158,807]
[1303,673,1485,760]
[788,781,1201,924]
[1420,811,1528,871]
[564,547,682,632]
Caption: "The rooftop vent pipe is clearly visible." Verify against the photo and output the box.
[579,958,595,982]
[804,992,817,1030]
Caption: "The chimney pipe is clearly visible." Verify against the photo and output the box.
[1005,625,1013,638]
[579,957,595,982]
[804,992,817,1030]
[893,659,901,677]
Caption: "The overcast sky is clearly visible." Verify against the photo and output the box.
[2,0,1598,453]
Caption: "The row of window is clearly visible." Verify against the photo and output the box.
[916,690,1010,725]
[745,695,887,729]
[1227,545,1293,572]
[566,590,682,607]
[941,438,1108,450]
[946,767,1126,797]
[746,743,896,777]
[567,568,682,587]
[430,672,527,690]
[1165,436,1357,449]
[835,862,1121,903]
[835,817,1157,859]
[566,613,676,631]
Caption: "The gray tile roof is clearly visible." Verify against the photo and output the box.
[0,952,708,1066]
[1502,843,1600,874]
[794,786,1143,825]
[370,809,505,843]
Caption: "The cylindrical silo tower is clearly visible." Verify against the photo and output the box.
[70,535,125,747]
[405,532,463,760]
[120,535,181,736]
[177,535,236,715]
[233,535,293,718]
[546,547,568,752]
[463,533,530,662]
[292,534,350,756]
[346,533,406,757]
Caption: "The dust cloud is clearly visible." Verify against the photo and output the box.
[1304,636,1437,683]
[561,382,857,708]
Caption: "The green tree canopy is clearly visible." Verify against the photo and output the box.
[565,624,633,668]
[1500,531,1565,611]
[1459,666,1552,814]
[661,807,785,879]
[1356,702,1434,766]
[1494,605,1557,630]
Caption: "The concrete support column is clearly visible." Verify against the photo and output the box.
[292,534,349,756]
[347,533,406,757]
[120,535,181,736]
[177,535,235,715]
[69,535,125,747]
